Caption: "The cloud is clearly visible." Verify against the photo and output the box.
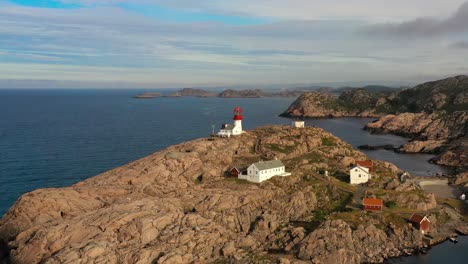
[450,41,468,49]
[1,1,468,87]
[363,0,468,37]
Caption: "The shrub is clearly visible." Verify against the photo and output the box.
[386,201,397,209]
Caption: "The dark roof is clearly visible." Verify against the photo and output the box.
[363,198,383,206]
[252,160,284,170]
[221,124,235,131]
[409,214,429,224]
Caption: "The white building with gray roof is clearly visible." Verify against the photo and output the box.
[239,159,291,183]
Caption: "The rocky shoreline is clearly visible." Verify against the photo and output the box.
[1,125,466,263]
[365,111,467,171]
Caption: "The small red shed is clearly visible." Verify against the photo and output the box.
[409,214,430,233]
[230,167,241,177]
[356,160,373,173]
[362,198,383,211]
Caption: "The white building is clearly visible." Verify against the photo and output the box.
[349,165,371,184]
[218,107,243,137]
[239,159,291,183]
[292,121,305,128]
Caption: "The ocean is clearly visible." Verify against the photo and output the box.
[0,89,463,263]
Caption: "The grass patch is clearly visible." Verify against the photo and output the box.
[224,177,254,185]
[331,192,353,212]
[321,137,336,146]
[386,201,397,209]
[266,143,296,154]
[314,208,328,221]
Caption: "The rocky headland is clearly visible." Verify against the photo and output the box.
[282,75,468,171]
[1,126,466,263]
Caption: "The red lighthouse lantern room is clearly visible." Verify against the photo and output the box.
[233,106,243,120]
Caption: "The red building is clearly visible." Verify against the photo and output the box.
[362,198,383,210]
[409,214,431,233]
[356,160,373,173]
[230,167,241,177]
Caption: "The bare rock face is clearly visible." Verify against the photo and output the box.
[297,219,423,263]
[453,172,468,185]
[384,191,437,211]
[399,140,445,153]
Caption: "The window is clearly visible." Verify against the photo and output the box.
[359,174,361,177]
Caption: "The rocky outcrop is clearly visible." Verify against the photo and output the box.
[365,112,466,141]
[365,111,467,168]
[297,219,424,263]
[453,172,468,185]
[281,92,381,118]
[0,126,447,263]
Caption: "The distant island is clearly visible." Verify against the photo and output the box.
[165,87,306,98]
[133,85,402,99]
[1,125,466,263]
[132,92,161,99]
[281,75,467,174]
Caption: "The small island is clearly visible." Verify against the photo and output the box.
[132,92,161,99]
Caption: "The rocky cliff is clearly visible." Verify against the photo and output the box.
[0,126,463,263]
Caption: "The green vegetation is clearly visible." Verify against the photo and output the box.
[314,208,328,221]
[266,143,295,154]
[224,177,253,185]
[321,137,336,146]
[385,201,397,209]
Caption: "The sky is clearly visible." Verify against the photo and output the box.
[1,0,468,88]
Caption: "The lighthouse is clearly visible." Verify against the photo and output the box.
[232,106,243,135]
[217,106,243,137]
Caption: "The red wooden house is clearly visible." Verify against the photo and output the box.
[356,160,373,173]
[409,214,430,233]
[362,198,383,211]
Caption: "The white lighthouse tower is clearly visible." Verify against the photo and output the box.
[232,106,243,135]
[217,106,243,137]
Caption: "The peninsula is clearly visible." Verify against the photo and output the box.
[1,125,466,263]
